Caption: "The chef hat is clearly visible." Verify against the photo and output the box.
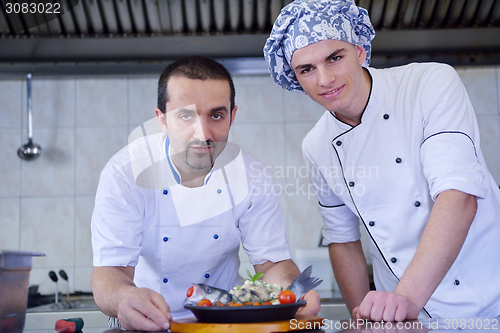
[264,0,375,92]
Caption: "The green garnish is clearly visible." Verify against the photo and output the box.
[246,270,264,284]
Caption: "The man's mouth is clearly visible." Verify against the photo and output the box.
[187,141,215,155]
[189,145,212,153]
[320,86,342,96]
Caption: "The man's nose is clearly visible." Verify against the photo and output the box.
[192,117,211,142]
[317,67,334,87]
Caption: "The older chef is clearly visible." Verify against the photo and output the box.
[91,56,320,331]
[264,0,500,322]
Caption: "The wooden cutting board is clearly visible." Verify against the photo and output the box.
[169,315,324,333]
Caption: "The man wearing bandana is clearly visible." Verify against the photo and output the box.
[265,0,500,322]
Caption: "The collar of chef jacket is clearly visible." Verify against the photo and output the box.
[164,136,248,227]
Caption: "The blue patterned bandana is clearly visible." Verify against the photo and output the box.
[264,0,375,92]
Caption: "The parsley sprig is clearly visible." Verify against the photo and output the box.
[246,270,264,285]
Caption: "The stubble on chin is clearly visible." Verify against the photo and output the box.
[185,150,214,170]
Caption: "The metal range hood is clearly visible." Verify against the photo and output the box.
[0,0,500,75]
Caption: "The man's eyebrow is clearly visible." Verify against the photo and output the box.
[293,48,346,71]
[211,106,229,113]
[294,62,313,71]
[173,107,197,114]
[325,48,345,61]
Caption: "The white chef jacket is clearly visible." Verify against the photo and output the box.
[303,62,500,318]
[92,132,291,319]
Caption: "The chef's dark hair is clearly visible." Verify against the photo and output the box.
[157,55,236,114]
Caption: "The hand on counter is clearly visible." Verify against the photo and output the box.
[296,289,321,316]
[353,290,420,322]
[117,288,172,331]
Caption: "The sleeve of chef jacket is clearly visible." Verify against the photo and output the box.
[91,160,144,267]
[238,154,291,265]
[303,148,361,245]
[419,63,488,200]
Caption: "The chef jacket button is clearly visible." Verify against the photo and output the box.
[368,221,375,227]
[205,273,210,279]
[336,140,342,146]
[383,114,390,120]
[217,189,222,194]
[163,278,168,283]
[391,257,397,263]
[414,201,421,207]
[213,234,219,239]
[163,190,168,195]
[349,181,355,187]
[163,237,168,242]
[454,279,460,286]
[395,157,402,163]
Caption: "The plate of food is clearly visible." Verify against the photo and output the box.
[184,300,307,323]
[183,267,321,323]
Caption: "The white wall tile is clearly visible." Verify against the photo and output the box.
[30,78,76,127]
[21,128,75,196]
[230,121,291,248]
[74,266,93,292]
[0,198,20,250]
[476,115,500,185]
[285,122,319,204]
[285,123,324,250]
[75,126,128,195]
[284,90,325,121]
[230,122,285,169]
[0,79,22,128]
[75,196,95,266]
[20,197,75,268]
[75,78,128,126]
[0,129,21,197]
[285,122,318,169]
[233,75,284,122]
[128,77,158,125]
[456,66,499,115]
[287,193,324,251]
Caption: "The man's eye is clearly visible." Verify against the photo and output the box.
[180,114,192,120]
[330,56,341,62]
[301,67,312,74]
[212,114,223,120]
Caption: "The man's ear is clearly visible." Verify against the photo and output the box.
[155,108,168,134]
[230,105,238,127]
[356,45,367,65]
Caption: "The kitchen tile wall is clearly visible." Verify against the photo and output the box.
[1,64,499,296]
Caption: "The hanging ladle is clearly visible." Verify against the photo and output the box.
[18,73,42,161]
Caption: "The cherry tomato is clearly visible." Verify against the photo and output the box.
[186,286,194,298]
[262,301,272,306]
[278,290,296,304]
[229,302,243,306]
[197,299,213,307]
